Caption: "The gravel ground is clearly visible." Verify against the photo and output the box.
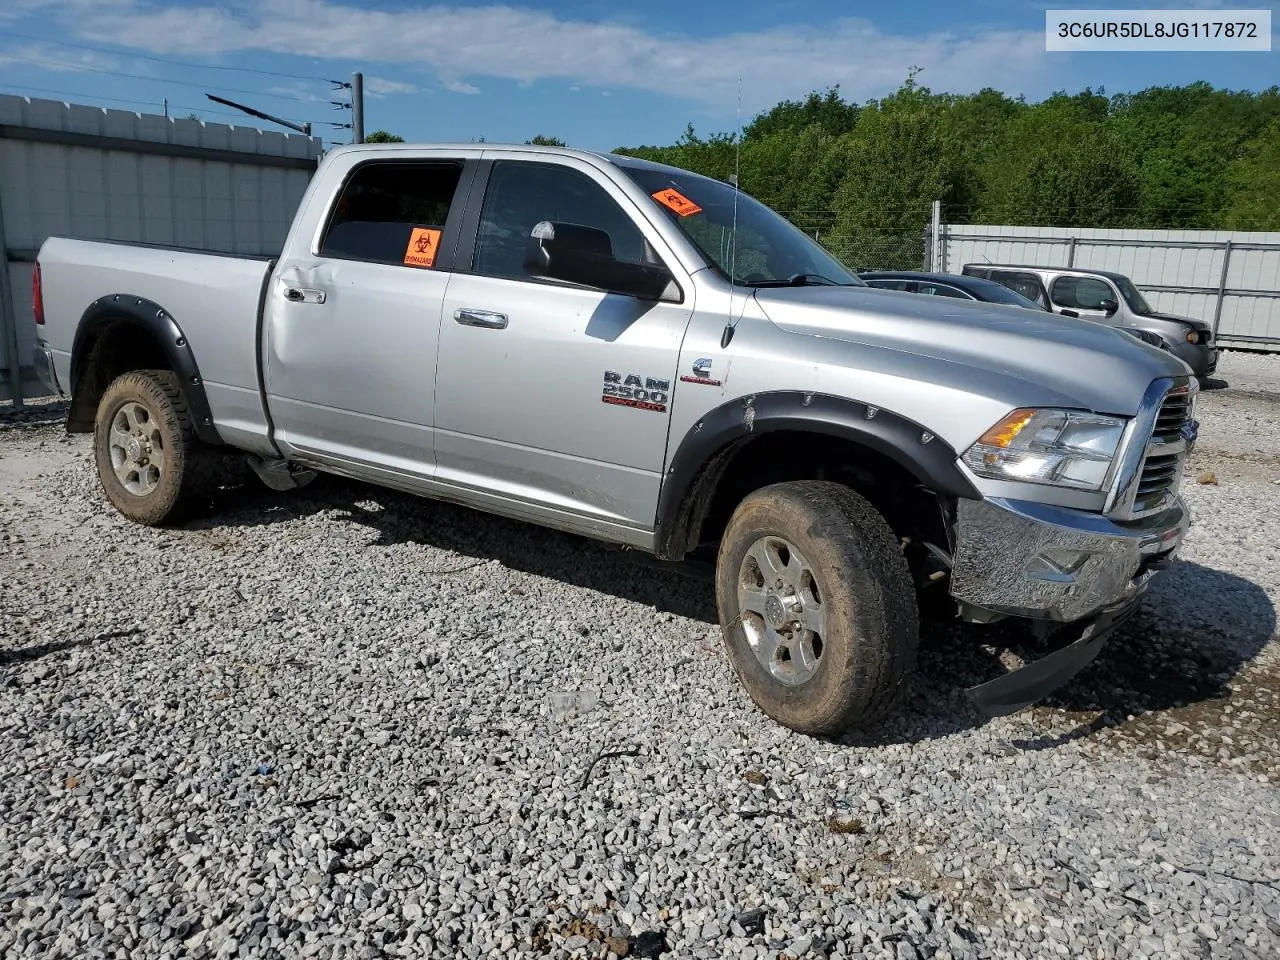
[2,351,1279,960]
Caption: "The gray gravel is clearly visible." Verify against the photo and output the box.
[3,351,1279,960]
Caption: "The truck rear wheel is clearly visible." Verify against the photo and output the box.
[93,369,217,526]
[715,481,919,736]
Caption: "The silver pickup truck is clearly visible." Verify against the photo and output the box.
[32,143,1198,735]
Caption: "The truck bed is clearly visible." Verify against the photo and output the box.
[38,237,277,453]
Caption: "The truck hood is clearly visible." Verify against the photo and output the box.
[753,285,1191,416]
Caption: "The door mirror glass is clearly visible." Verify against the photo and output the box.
[524,221,675,300]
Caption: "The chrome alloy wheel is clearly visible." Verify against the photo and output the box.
[108,401,165,496]
[737,536,828,686]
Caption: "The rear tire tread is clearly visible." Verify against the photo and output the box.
[93,369,221,526]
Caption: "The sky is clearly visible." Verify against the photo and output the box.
[0,0,1276,151]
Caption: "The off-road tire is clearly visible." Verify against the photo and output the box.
[93,369,219,526]
[715,480,919,736]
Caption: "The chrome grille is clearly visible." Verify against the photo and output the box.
[1152,388,1193,443]
[1131,384,1193,516]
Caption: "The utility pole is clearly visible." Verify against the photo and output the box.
[351,72,364,144]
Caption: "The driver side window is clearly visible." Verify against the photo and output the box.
[472,161,649,280]
[1052,276,1114,310]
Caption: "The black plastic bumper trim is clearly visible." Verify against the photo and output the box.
[966,596,1143,718]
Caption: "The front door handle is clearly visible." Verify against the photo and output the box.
[284,287,326,304]
[454,307,508,330]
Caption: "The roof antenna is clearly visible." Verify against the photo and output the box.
[720,76,743,350]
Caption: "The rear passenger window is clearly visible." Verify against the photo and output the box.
[991,272,1047,307]
[320,161,463,266]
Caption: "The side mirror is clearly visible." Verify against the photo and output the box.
[1099,298,1119,314]
[523,221,675,301]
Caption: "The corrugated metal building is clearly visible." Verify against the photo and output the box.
[935,223,1280,353]
[0,94,323,404]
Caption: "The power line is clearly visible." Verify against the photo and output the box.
[0,52,317,102]
[1,31,332,83]
[0,84,318,125]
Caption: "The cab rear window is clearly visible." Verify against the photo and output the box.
[320,161,463,266]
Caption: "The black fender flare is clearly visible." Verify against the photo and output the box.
[653,390,979,560]
[68,294,223,445]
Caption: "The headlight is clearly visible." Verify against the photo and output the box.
[962,408,1126,491]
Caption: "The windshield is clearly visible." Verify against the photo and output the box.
[1114,275,1154,315]
[617,163,863,287]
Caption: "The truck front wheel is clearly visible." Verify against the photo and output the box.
[715,481,919,736]
[93,369,216,526]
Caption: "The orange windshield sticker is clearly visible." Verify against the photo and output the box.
[404,227,442,268]
[652,188,702,217]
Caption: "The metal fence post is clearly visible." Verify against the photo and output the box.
[1212,239,1233,338]
[0,185,22,408]
[930,200,941,271]
[1067,237,1077,268]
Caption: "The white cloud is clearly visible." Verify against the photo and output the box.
[442,79,480,95]
[266,83,325,102]
[0,40,133,75]
[365,76,419,97]
[11,0,1055,113]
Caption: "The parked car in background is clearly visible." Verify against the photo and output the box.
[860,270,1173,354]
[859,270,1050,310]
[962,264,1217,381]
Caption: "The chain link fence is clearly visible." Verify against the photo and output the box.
[778,210,931,274]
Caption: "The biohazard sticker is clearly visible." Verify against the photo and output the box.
[404,227,442,268]
[651,188,702,217]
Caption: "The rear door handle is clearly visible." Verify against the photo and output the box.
[454,307,508,330]
[284,287,326,304]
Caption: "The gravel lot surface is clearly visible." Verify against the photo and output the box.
[2,352,1278,960]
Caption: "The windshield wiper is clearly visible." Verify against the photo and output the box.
[743,273,855,288]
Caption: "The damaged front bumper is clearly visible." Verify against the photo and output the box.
[949,496,1188,624]
[947,495,1189,716]
[964,592,1144,717]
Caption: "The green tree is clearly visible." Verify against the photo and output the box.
[824,78,969,267]
[1221,119,1280,229]
[609,79,1280,252]
[526,135,566,146]
[743,86,859,141]
[365,130,405,143]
